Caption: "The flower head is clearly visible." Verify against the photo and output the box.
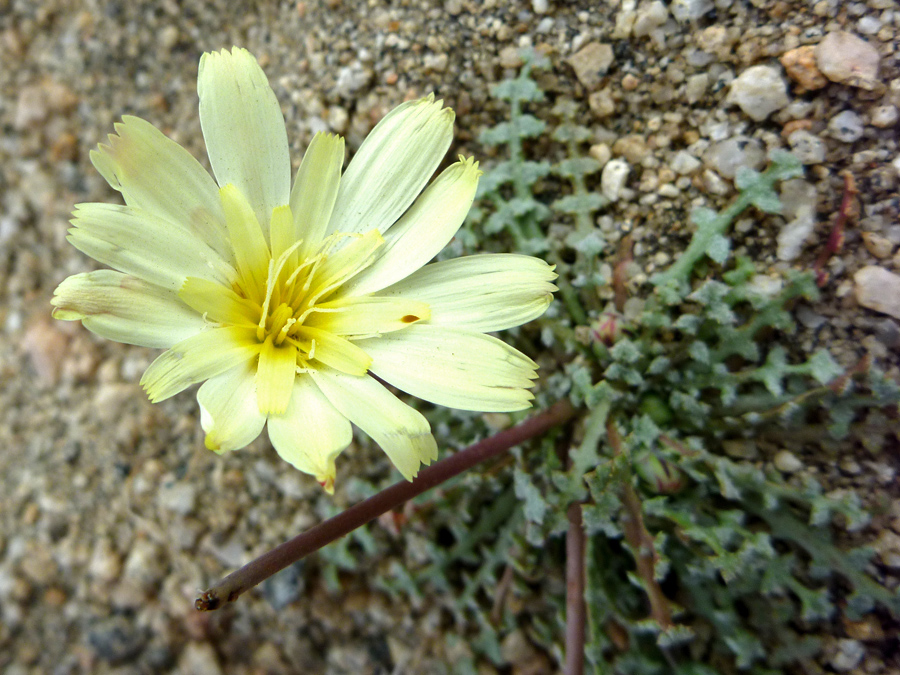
[52,47,556,493]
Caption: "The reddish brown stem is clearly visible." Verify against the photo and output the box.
[196,399,577,611]
[606,420,673,629]
[613,235,634,313]
[565,502,587,675]
[814,171,857,287]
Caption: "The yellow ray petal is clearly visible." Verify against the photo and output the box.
[267,375,352,492]
[198,363,267,453]
[256,338,298,415]
[291,132,344,256]
[305,295,430,337]
[220,183,271,301]
[198,47,290,235]
[141,325,260,402]
[310,367,437,482]
[292,326,372,376]
[51,270,205,348]
[179,276,259,327]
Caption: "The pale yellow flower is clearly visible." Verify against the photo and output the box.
[52,47,556,493]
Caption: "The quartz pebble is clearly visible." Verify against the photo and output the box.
[830,639,865,673]
[670,0,713,22]
[601,159,631,202]
[589,143,612,167]
[566,42,614,90]
[787,129,826,164]
[815,31,880,90]
[870,104,898,128]
[774,450,803,473]
[854,266,900,319]
[633,1,669,39]
[684,73,708,103]
[705,136,766,179]
[828,110,865,143]
[588,88,615,118]
[727,65,790,121]
[777,205,816,261]
[670,150,701,175]
[862,232,893,259]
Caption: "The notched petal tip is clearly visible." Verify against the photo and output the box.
[318,473,336,495]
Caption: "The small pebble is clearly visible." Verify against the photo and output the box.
[178,642,224,675]
[633,0,669,39]
[601,159,631,201]
[854,266,900,319]
[702,169,730,195]
[862,231,894,259]
[684,73,708,103]
[815,31,880,90]
[828,110,865,143]
[830,639,865,672]
[498,46,522,69]
[777,205,816,261]
[784,130,823,165]
[670,150,701,175]
[670,0,713,22]
[156,482,197,516]
[857,15,881,36]
[780,45,828,90]
[705,136,766,179]
[727,65,790,121]
[774,450,803,473]
[87,617,147,664]
[589,143,612,167]
[588,88,615,118]
[870,104,898,128]
[566,42,614,91]
[613,134,649,163]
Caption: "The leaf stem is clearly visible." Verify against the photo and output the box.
[196,398,577,611]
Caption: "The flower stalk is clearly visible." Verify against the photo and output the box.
[196,399,577,611]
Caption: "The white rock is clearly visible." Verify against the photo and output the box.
[828,110,865,143]
[157,482,197,516]
[774,450,803,473]
[779,179,818,221]
[855,266,900,319]
[633,1,669,38]
[670,150,701,174]
[589,143,612,167]
[787,129,826,164]
[613,0,638,39]
[727,65,790,121]
[685,73,708,103]
[815,31,880,90]
[601,159,631,201]
[671,0,714,21]
[705,136,766,179]
[871,105,899,128]
[178,642,224,675]
[777,205,816,261]
[857,15,881,35]
[831,639,865,673]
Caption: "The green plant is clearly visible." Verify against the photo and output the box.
[414,55,899,673]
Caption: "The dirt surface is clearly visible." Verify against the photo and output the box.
[1,0,899,673]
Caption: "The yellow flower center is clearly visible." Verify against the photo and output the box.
[176,184,428,416]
